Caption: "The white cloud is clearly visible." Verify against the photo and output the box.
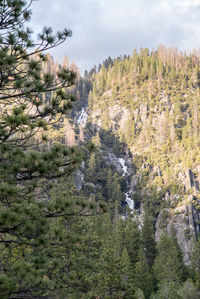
[30,0,200,73]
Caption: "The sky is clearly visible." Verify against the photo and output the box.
[30,0,200,74]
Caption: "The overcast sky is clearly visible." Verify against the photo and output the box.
[30,0,200,73]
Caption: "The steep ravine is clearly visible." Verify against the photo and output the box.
[74,104,135,214]
[72,91,200,265]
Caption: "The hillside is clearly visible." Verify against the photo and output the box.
[36,46,200,297]
[77,47,200,266]
[61,47,200,296]
[2,31,200,296]
[3,1,200,298]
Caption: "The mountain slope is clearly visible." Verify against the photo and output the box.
[75,47,200,264]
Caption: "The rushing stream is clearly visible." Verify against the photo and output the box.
[125,192,134,211]
[118,158,134,213]
[77,108,88,128]
[118,158,128,176]
[76,108,134,213]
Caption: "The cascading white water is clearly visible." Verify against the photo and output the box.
[118,158,128,176]
[125,192,134,213]
[77,108,88,128]
[118,157,134,213]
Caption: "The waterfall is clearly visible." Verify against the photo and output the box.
[125,192,134,213]
[118,158,128,176]
[118,157,134,213]
[77,108,88,128]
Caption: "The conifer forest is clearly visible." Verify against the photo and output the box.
[1,1,200,298]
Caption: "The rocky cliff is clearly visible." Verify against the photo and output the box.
[70,49,200,264]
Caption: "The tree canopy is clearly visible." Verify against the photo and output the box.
[0,1,104,297]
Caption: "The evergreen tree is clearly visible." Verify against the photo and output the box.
[85,152,96,181]
[150,282,180,299]
[0,1,105,297]
[177,279,199,299]
[119,248,135,296]
[135,288,145,299]
[134,247,154,298]
[153,234,185,287]
[141,210,157,267]
[125,215,141,266]
[95,238,124,298]
[64,216,103,298]
[114,218,126,257]
[105,168,113,200]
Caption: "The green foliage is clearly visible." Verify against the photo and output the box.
[0,2,103,297]
[150,282,180,299]
[87,46,200,196]
[125,215,141,266]
[153,234,186,287]
[141,210,157,267]
[134,248,154,298]
[78,46,200,298]
[1,3,199,296]
[177,279,199,299]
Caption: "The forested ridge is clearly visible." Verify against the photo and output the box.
[1,1,200,298]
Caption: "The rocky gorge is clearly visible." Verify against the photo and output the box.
[72,71,200,266]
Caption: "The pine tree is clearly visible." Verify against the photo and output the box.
[177,279,199,299]
[105,168,113,200]
[114,218,126,257]
[85,152,96,181]
[64,216,103,298]
[0,1,105,297]
[150,282,179,299]
[125,215,141,266]
[134,247,154,298]
[153,234,185,287]
[135,288,145,299]
[141,210,157,267]
[120,248,135,296]
[95,238,124,298]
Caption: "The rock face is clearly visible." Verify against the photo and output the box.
[184,169,199,192]
[104,152,123,172]
[72,82,200,265]
[130,174,140,193]
[185,169,195,191]
[108,105,130,131]
[103,152,133,177]
[155,196,200,265]
[90,104,130,133]
[140,103,149,122]
[128,158,200,265]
